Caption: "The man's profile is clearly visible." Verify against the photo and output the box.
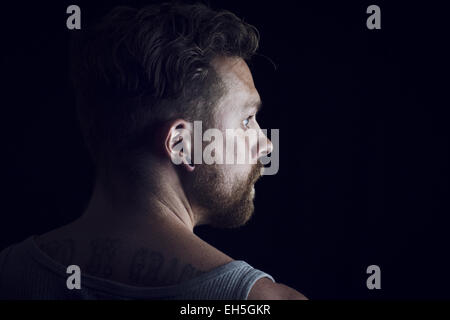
[0,2,306,300]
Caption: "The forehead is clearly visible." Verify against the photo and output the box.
[211,56,260,113]
[212,56,255,89]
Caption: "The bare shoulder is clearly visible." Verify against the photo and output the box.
[247,277,308,300]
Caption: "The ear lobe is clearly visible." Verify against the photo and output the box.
[165,120,195,172]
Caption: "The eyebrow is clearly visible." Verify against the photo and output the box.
[247,99,263,113]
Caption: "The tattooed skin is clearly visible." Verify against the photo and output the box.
[129,248,164,284]
[129,248,205,286]
[39,239,75,266]
[178,263,205,283]
[85,238,122,278]
[38,237,205,286]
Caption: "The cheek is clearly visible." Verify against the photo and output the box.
[218,163,246,179]
[225,164,253,183]
[211,164,252,196]
[223,134,254,163]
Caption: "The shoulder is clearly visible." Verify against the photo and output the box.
[247,277,308,300]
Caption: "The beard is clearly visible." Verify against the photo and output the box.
[189,161,263,228]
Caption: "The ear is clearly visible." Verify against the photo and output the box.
[164,119,195,172]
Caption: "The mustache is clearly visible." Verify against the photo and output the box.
[249,162,264,184]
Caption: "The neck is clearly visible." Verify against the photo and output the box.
[80,162,197,234]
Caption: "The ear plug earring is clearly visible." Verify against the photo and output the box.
[185,156,194,168]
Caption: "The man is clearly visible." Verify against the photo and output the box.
[0,2,307,300]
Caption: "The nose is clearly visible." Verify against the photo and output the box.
[257,130,273,158]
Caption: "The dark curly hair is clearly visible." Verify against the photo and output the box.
[70,1,259,175]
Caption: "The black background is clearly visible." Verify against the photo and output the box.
[1,0,449,299]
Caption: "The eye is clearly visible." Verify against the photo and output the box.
[242,115,254,128]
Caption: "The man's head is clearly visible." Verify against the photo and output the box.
[184,57,273,228]
[70,2,272,228]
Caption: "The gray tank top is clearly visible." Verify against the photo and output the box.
[0,236,275,300]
